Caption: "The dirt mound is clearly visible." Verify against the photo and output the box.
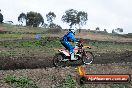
[0,56,53,70]
[0,56,83,70]
[93,51,132,64]
[0,51,132,70]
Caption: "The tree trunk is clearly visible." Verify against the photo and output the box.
[78,24,81,33]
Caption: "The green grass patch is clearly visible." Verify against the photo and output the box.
[43,39,63,48]
[110,84,130,88]
[0,34,39,40]
[57,75,76,88]
[0,38,62,48]
[1,24,46,34]
[57,75,88,88]
[0,37,131,57]
[88,41,132,53]
[3,75,38,88]
[0,34,22,39]
[0,39,43,48]
[0,50,16,57]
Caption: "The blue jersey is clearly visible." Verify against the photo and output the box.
[62,31,77,42]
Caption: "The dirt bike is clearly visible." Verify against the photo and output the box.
[53,40,94,67]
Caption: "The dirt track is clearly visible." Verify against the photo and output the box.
[0,51,132,70]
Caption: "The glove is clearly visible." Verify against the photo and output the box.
[76,40,80,42]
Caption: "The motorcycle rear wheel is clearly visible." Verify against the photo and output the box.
[53,53,65,67]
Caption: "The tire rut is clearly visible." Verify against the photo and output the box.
[0,51,132,70]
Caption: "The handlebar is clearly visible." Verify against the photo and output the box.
[75,40,91,49]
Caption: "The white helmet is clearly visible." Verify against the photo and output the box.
[69,26,77,34]
[70,29,76,34]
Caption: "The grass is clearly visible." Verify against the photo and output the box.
[57,75,76,88]
[0,34,45,40]
[0,50,16,57]
[0,37,131,57]
[0,38,63,57]
[0,24,132,88]
[58,73,132,88]
[1,24,46,34]
[3,75,38,88]
[0,34,22,39]
[88,41,132,54]
[0,39,42,48]
[109,84,130,88]
[57,75,89,88]
[0,38,62,48]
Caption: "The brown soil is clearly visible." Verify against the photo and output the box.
[93,51,132,64]
[0,51,132,70]
[0,37,132,88]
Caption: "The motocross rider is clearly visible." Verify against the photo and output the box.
[60,29,78,60]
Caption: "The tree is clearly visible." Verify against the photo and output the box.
[46,12,56,24]
[96,27,100,31]
[48,23,62,29]
[18,13,27,25]
[61,9,88,33]
[0,10,3,23]
[77,11,88,33]
[61,9,78,28]
[115,28,123,33]
[112,29,117,34]
[26,11,44,27]
[112,28,123,34]
[42,23,48,28]
[104,29,107,33]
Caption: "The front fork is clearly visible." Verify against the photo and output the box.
[75,49,84,59]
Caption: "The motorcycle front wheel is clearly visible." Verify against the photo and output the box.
[82,51,94,65]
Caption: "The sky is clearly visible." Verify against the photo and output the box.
[0,0,132,34]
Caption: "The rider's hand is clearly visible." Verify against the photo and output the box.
[76,40,80,42]
[75,42,78,44]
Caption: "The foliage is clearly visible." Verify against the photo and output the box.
[42,23,48,28]
[61,9,78,27]
[48,23,62,29]
[57,75,76,88]
[0,39,43,48]
[57,75,88,88]
[110,84,130,88]
[0,12,3,23]
[0,38,62,49]
[112,29,117,34]
[96,27,100,31]
[18,11,44,27]
[77,11,88,27]
[3,75,38,88]
[46,12,62,29]
[26,11,44,27]
[77,11,88,33]
[104,29,107,33]
[115,28,123,33]
[46,11,56,24]
[18,13,27,25]
[61,9,88,29]
[20,40,41,48]
[41,38,62,48]
[112,28,123,34]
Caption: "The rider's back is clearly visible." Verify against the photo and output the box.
[62,31,76,42]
